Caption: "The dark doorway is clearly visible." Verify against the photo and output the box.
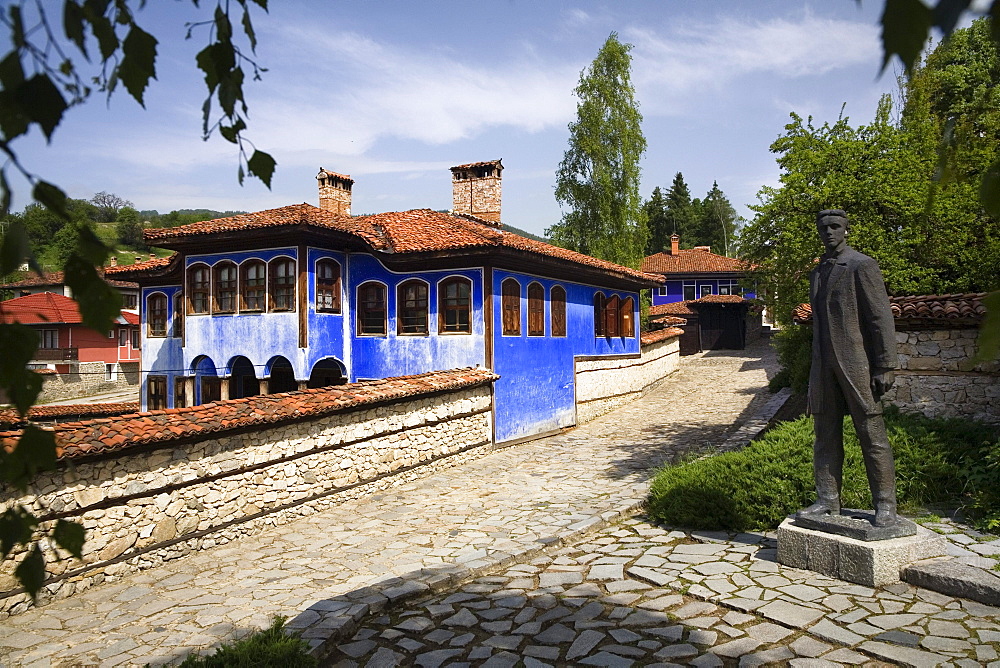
[308,358,346,389]
[268,357,298,394]
[229,356,260,399]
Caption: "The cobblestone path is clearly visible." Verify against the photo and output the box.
[0,343,778,667]
[326,517,1000,667]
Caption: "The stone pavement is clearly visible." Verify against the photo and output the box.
[0,342,780,667]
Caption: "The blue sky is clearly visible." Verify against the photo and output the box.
[14,1,912,238]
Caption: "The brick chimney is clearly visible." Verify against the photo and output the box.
[670,234,680,255]
[317,168,354,215]
[450,159,502,225]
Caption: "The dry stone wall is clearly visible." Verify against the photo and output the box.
[36,361,139,404]
[0,384,492,616]
[575,334,680,423]
[885,328,1000,425]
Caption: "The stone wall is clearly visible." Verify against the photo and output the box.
[0,371,495,616]
[36,361,139,404]
[885,328,1000,425]
[451,175,501,224]
[575,331,681,423]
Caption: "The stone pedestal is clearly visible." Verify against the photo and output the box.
[777,517,947,587]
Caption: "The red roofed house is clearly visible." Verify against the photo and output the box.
[0,292,141,402]
[641,234,754,305]
[0,270,140,312]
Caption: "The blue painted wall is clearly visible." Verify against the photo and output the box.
[651,277,755,306]
[141,286,184,410]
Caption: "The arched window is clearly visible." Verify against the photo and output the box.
[605,295,620,338]
[501,278,520,336]
[620,296,635,338]
[551,285,567,337]
[357,282,387,335]
[147,293,167,337]
[594,292,606,336]
[397,280,429,335]
[213,261,237,313]
[269,257,296,311]
[527,282,545,336]
[188,263,210,314]
[241,260,267,311]
[439,277,472,334]
[316,259,341,313]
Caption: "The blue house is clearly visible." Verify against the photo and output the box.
[113,161,662,443]
[641,234,754,305]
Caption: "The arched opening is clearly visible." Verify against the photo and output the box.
[267,356,298,394]
[192,355,220,404]
[308,358,346,389]
[228,356,260,399]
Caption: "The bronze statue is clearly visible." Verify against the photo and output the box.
[797,210,900,528]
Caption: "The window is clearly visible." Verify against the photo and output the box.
[439,277,472,334]
[594,292,606,336]
[397,280,429,334]
[148,375,167,410]
[105,363,117,381]
[551,285,566,337]
[316,259,341,312]
[188,264,211,314]
[683,283,696,301]
[201,376,222,404]
[527,282,545,336]
[40,329,58,349]
[131,328,139,349]
[657,287,667,297]
[214,262,237,313]
[604,295,620,338]
[118,329,128,346]
[699,284,713,298]
[719,284,731,295]
[501,278,520,336]
[123,293,138,309]
[173,293,184,338]
[174,378,187,408]
[357,282,387,335]
[621,296,635,338]
[148,293,167,337]
[270,257,296,311]
[241,260,267,311]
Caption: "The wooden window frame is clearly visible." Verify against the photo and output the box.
[213,261,238,313]
[147,293,168,337]
[438,277,472,334]
[187,264,211,315]
[527,282,545,337]
[316,259,342,313]
[501,278,520,336]
[604,295,620,338]
[148,375,167,411]
[551,285,567,337]
[594,292,606,336]
[683,283,696,301]
[174,377,187,408]
[240,260,267,312]
[269,257,296,312]
[357,281,387,336]
[40,329,58,349]
[172,292,184,338]
[397,279,429,335]
[131,328,140,349]
[621,296,635,338]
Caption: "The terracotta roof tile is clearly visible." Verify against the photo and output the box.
[792,293,988,325]
[317,169,354,183]
[648,315,688,326]
[0,368,498,459]
[641,248,750,274]
[104,254,179,278]
[650,301,696,317]
[0,402,139,427]
[649,295,750,318]
[0,292,83,325]
[451,160,502,170]
[640,327,684,346]
[0,270,137,290]
[689,294,747,304]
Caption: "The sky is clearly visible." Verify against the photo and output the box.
[12,1,917,239]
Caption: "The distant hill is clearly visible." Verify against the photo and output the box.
[501,223,548,243]
[141,209,248,228]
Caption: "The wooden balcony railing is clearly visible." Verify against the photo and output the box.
[34,347,79,361]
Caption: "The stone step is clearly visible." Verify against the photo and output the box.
[902,557,1000,607]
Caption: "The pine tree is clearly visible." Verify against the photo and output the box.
[549,33,648,269]
[695,182,740,256]
[644,187,670,255]
[664,173,698,248]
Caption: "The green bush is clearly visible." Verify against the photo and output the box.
[648,407,1000,532]
[768,325,812,394]
[177,617,317,667]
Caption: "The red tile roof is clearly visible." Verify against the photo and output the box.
[792,293,988,325]
[104,254,178,278]
[451,160,502,170]
[0,270,138,290]
[0,402,140,427]
[690,294,747,304]
[0,368,498,460]
[317,168,354,183]
[649,315,688,327]
[641,248,750,275]
[0,292,141,326]
[650,301,696,317]
[640,327,684,346]
[133,204,661,285]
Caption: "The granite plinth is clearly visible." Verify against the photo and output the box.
[777,517,946,587]
[793,509,918,541]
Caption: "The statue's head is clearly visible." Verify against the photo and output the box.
[816,209,849,252]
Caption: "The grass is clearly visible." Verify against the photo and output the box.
[648,407,1000,533]
[175,617,316,667]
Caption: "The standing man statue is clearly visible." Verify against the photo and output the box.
[797,209,900,528]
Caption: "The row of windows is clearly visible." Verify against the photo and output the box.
[357,278,473,336]
[594,293,636,338]
[38,328,139,349]
[657,281,744,300]
[500,279,566,337]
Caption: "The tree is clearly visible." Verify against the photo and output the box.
[115,206,145,248]
[91,192,134,224]
[0,0,273,598]
[664,172,698,247]
[644,187,670,255]
[694,182,740,256]
[549,33,648,268]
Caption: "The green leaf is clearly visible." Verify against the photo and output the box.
[53,520,85,559]
[8,5,24,49]
[981,159,1000,220]
[932,0,973,36]
[196,43,230,92]
[14,543,46,598]
[19,75,69,141]
[242,7,257,51]
[0,426,58,491]
[214,5,233,42]
[118,25,158,107]
[247,150,276,188]
[0,506,37,558]
[63,255,122,332]
[219,118,246,143]
[0,219,31,275]
[0,323,41,417]
[217,66,244,117]
[880,0,932,74]
[87,12,119,62]
[976,291,1000,363]
[32,181,69,219]
[63,1,88,56]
